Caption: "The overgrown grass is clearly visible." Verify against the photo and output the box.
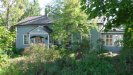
[1,44,133,75]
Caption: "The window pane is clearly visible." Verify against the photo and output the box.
[106,35,109,38]
[106,39,109,45]
[24,35,29,44]
[110,39,112,45]
[109,35,111,38]
[105,35,112,46]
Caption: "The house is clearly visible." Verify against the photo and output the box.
[90,17,124,52]
[16,15,53,49]
[16,15,124,52]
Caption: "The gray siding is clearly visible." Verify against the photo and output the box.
[16,26,36,49]
[90,28,100,50]
[16,25,49,49]
[90,27,123,51]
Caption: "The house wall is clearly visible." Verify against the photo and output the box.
[102,33,123,52]
[16,25,49,49]
[90,25,124,52]
[90,28,100,50]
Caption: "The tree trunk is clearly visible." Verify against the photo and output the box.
[6,5,10,29]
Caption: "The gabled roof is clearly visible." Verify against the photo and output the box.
[17,15,53,25]
[27,26,52,33]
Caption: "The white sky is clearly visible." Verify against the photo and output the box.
[38,0,53,15]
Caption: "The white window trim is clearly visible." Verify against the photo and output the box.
[105,35,113,46]
[102,35,113,47]
[102,34,124,47]
[23,34,29,45]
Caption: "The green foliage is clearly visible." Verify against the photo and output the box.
[45,0,64,18]
[0,0,28,28]
[51,0,91,45]
[119,48,133,75]
[0,26,15,67]
[0,27,15,54]
[20,0,41,20]
[0,53,9,67]
[71,37,90,51]
[1,48,120,75]
[22,44,61,62]
[124,26,133,48]
[82,0,133,27]
[81,0,133,48]
[0,0,41,28]
[1,44,61,75]
[1,48,133,75]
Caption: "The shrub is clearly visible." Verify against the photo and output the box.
[2,44,133,75]
[0,50,9,67]
[119,48,133,74]
[0,27,15,55]
[1,44,61,75]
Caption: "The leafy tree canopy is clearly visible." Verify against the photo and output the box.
[82,0,133,28]
[49,0,91,45]
[20,0,41,21]
[81,0,133,47]
[0,0,28,28]
[0,0,41,29]
[0,26,15,54]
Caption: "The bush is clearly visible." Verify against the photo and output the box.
[0,50,9,67]
[119,48,133,74]
[1,44,61,75]
[0,27,15,55]
[2,44,133,75]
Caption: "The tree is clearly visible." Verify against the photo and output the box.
[81,0,133,48]
[0,0,28,29]
[51,0,91,46]
[20,0,41,20]
[0,0,41,29]
[45,0,64,19]
[0,26,15,54]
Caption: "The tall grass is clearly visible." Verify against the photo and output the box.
[1,44,133,75]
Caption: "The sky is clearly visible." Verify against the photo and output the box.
[38,0,53,15]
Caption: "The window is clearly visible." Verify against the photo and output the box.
[114,35,123,47]
[23,34,29,45]
[102,34,123,46]
[102,35,113,46]
[105,35,112,46]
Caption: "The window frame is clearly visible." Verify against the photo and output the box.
[102,34,113,46]
[105,35,113,46]
[23,34,29,45]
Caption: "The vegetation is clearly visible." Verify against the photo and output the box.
[0,0,41,29]
[81,0,133,48]
[0,0,41,69]
[47,0,91,46]
[0,0,133,75]
[20,0,41,20]
[1,44,133,75]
